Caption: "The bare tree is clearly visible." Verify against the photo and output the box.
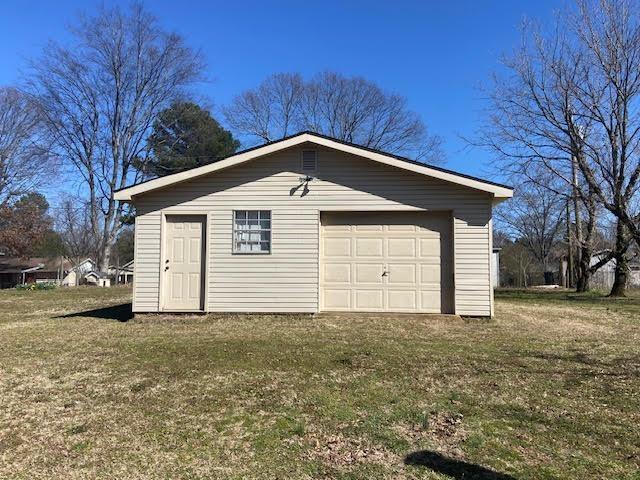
[56,200,100,266]
[476,1,640,295]
[0,87,52,207]
[28,4,203,271]
[223,73,304,142]
[567,0,640,295]
[224,71,443,163]
[496,176,566,282]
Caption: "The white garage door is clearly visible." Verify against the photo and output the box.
[320,211,453,313]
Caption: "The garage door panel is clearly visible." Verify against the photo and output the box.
[321,212,453,313]
[355,224,383,232]
[388,238,416,257]
[388,290,417,310]
[355,289,384,309]
[420,264,441,283]
[387,264,416,284]
[325,238,351,256]
[388,224,416,232]
[355,238,383,256]
[419,238,440,257]
[355,263,384,283]
[324,289,351,309]
[421,290,442,313]
[324,224,351,232]
[324,263,351,283]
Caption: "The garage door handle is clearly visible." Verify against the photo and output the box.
[382,271,388,277]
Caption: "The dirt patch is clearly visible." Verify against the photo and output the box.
[306,433,395,468]
[395,411,467,456]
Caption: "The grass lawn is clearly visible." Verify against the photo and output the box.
[0,287,638,479]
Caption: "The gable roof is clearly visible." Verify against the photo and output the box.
[108,259,134,272]
[114,131,514,201]
[0,257,71,274]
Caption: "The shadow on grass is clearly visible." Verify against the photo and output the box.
[516,351,640,379]
[57,303,133,322]
[404,450,517,479]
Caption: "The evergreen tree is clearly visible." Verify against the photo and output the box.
[146,102,239,177]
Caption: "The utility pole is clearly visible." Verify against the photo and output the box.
[566,200,574,288]
[571,145,583,290]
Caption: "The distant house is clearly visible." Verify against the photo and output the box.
[0,257,112,289]
[108,259,134,284]
[0,257,70,288]
[61,258,97,287]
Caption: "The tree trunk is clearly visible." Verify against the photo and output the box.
[609,220,628,297]
[576,230,593,293]
[575,246,592,293]
[114,253,119,286]
[610,253,628,297]
[566,199,575,288]
[98,243,111,274]
[576,273,589,292]
[574,185,598,293]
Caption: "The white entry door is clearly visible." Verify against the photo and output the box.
[163,215,205,311]
[320,211,453,313]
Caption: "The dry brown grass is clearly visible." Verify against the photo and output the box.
[0,286,638,479]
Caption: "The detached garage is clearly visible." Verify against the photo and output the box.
[115,131,512,317]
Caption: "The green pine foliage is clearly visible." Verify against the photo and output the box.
[145,102,240,177]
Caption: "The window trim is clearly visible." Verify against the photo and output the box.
[232,210,272,255]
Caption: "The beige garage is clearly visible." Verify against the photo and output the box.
[115,132,513,317]
[321,211,453,313]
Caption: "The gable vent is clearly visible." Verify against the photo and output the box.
[302,150,317,172]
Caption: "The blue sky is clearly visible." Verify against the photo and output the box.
[0,0,561,184]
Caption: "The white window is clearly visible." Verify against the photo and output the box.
[302,149,317,172]
[233,210,271,254]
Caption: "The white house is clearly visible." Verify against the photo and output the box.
[61,258,97,287]
[108,260,134,284]
[115,132,513,317]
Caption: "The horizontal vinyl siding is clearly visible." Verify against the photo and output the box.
[133,146,493,315]
[208,209,318,312]
[132,212,161,312]
[454,207,491,315]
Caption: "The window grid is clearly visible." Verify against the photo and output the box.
[233,210,271,254]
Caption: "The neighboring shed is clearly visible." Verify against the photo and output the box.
[115,132,513,317]
[84,271,111,288]
[492,248,501,288]
[589,250,640,289]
